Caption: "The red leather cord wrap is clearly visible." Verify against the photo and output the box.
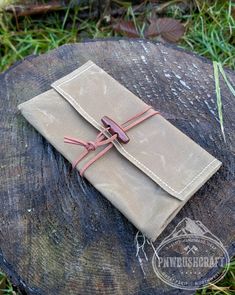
[64,106,160,176]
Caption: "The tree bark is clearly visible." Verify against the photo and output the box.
[0,39,234,295]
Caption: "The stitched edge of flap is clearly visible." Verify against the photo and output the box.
[52,61,222,201]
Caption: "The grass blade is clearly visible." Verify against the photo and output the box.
[217,63,235,97]
[213,61,226,142]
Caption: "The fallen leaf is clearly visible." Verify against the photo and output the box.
[145,17,185,42]
[112,20,140,38]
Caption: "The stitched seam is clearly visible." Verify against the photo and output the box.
[56,63,95,87]
[113,140,218,194]
[55,69,218,196]
[57,85,218,195]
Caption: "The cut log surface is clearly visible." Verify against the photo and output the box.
[0,39,234,295]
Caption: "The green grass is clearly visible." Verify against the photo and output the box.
[180,0,235,70]
[196,258,235,295]
[0,0,234,72]
[0,5,113,72]
[0,271,16,295]
[0,0,235,294]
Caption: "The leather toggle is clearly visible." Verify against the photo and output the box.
[101,116,130,144]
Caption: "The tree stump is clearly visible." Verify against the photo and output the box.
[0,39,234,295]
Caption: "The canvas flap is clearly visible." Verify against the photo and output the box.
[51,61,221,201]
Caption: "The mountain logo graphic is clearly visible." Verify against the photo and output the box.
[152,218,229,290]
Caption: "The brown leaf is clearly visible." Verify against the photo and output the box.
[112,20,140,38]
[145,17,185,42]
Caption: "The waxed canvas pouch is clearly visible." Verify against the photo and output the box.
[18,61,222,241]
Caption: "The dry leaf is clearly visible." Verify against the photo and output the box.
[112,20,140,38]
[145,17,185,42]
